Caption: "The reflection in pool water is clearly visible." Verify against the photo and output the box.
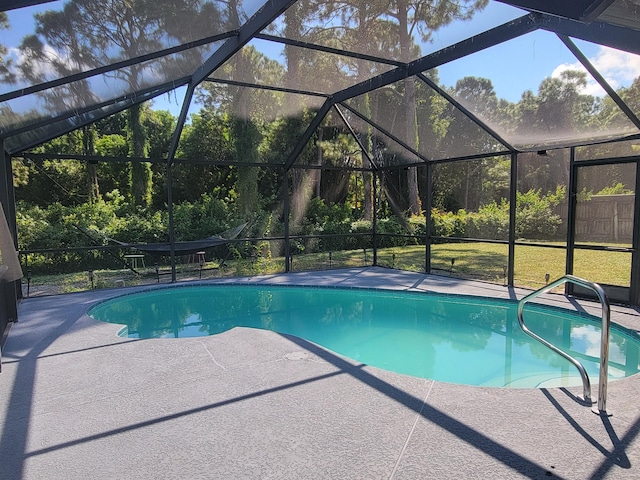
[88,285,640,388]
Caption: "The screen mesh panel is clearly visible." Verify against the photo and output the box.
[4,88,165,153]
[597,0,640,31]
[1,42,221,148]
[265,0,524,64]
[433,30,640,151]
[0,1,260,96]
[211,38,395,96]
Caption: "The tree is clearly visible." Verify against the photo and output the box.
[145,109,176,160]
[511,69,595,148]
[389,0,489,215]
[145,108,177,207]
[17,132,87,207]
[175,109,234,202]
[19,0,214,206]
[128,104,152,206]
[81,125,100,203]
[196,12,286,218]
[0,12,15,83]
[535,70,594,133]
[339,1,390,221]
[435,77,504,210]
[280,1,335,224]
[94,132,130,199]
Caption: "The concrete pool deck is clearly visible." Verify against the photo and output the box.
[1,266,640,479]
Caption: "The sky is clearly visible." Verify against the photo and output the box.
[4,0,640,118]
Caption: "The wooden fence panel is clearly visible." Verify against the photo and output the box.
[555,194,634,244]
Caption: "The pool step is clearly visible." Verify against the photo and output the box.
[480,372,585,389]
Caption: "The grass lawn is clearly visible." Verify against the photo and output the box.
[23,242,631,296]
[380,243,629,289]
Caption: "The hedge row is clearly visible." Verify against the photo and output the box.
[17,189,563,274]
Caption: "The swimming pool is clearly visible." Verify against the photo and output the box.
[88,284,640,388]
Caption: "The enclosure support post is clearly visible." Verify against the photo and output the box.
[167,163,177,282]
[565,148,578,296]
[0,149,18,252]
[629,157,640,305]
[0,145,20,327]
[425,161,432,274]
[507,152,517,286]
[372,172,378,266]
[284,169,291,273]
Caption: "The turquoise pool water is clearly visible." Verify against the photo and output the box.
[88,285,640,388]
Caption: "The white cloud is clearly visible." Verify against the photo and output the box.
[10,42,87,81]
[551,61,600,92]
[571,325,601,357]
[551,46,640,97]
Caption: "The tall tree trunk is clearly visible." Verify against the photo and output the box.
[226,0,259,217]
[361,101,374,221]
[284,3,313,224]
[129,104,152,207]
[232,65,261,217]
[233,118,260,216]
[357,6,374,221]
[82,125,100,203]
[398,0,421,216]
[315,127,322,198]
[464,162,470,210]
[403,72,421,217]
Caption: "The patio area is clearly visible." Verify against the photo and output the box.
[1,267,640,479]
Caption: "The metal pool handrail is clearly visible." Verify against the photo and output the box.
[516,275,611,414]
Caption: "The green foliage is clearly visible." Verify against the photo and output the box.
[408,216,426,237]
[17,192,234,273]
[515,187,564,240]
[303,197,351,230]
[95,134,128,156]
[305,199,353,252]
[431,209,467,238]
[145,109,175,159]
[348,220,373,250]
[319,220,351,252]
[11,159,30,187]
[466,201,509,240]
[15,32,638,281]
[16,202,55,250]
[577,187,592,201]
[596,182,633,195]
[429,187,564,241]
[172,194,232,241]
[377,217,411,248]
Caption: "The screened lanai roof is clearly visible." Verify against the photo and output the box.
[2,0,640,166]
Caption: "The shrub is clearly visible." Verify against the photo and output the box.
[466,201,509,240]
[408,216,426,238]
[319,220,351,251]
[347,220,372,250]
[172,193,232,241]
[597,182,633,195]
[377,217,410,248]
[303,197,351,232]
[515,188,563,240]
[431,209,467,238]
[428,188,564,242]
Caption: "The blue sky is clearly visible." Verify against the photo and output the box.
[436,30,594,102]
